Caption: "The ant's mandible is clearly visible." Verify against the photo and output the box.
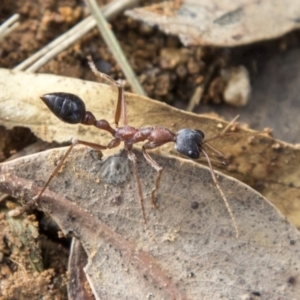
[35,57,238,238]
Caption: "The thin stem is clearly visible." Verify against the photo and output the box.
[221,114,240,135]
[0,14,19,40]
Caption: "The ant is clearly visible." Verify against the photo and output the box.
[33,57,239,238]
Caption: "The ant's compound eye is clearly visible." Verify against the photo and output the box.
[41,93,86,124]
[175,129,205,159]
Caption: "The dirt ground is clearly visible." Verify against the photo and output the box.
[1,0,300,299]
[0,0,223,104]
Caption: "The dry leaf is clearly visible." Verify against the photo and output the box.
[1,68,300,231]
[0,147,299,298]
[126,0,300,46]
[68,239,94,300]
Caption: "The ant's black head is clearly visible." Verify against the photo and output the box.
[41,92,86,124]
[175,129,205,159]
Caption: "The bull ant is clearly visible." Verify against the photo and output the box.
[33,57,239,238]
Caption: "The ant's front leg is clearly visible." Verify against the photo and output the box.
[139,127,176,208]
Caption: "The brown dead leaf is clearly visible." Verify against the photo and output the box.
[68,238,94,300]
[126,0,300,47]
[0,147,300,298]
[0,68,300,231]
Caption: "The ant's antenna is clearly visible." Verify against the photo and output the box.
[201,149,239,238]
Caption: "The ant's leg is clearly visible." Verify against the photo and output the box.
[141,144,163,209]
[87,56,126,127]
[127,150,155,241]
[108,83,127,127]
[201,149,239,239]
[20,139,107,214]
[119,84,127,127]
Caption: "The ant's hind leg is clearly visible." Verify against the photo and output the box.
[18,139,106,215]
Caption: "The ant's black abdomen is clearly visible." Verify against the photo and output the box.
[175,129,205,159]
[41,92,86,124]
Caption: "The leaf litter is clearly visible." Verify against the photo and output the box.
[1,1,300,298]
[0,146,300,298]
[1,69,300,230]
[126,0,300,47]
